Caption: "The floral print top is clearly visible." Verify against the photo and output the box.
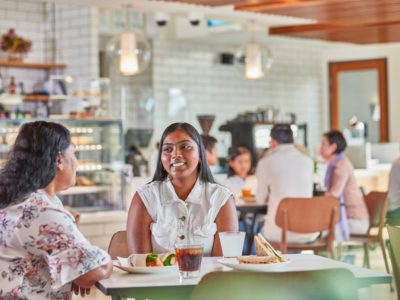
[0,191,111,300]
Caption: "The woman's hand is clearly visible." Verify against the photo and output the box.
[127,192,153,254]
[72,260,113,289]
[211,196,239,256]
[71,282,90,297]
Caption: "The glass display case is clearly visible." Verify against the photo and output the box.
[0,118,124,212]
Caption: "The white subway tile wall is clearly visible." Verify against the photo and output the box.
[0,1,96,115]
[150,39,329,156]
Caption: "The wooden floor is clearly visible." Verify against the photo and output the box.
[73,244,397,300]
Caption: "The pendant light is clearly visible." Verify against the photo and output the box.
[235,21,273,80]
[106,5,151,76]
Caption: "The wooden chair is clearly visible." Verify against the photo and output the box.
[269,196,340,258]
[108,230,129,260]
[387,224,400,300]
[190,269,358,300]
[349,192,390,274]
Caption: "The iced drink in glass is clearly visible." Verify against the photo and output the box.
[175,244,204,279]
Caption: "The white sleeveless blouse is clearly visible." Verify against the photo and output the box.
[138,177,232,257]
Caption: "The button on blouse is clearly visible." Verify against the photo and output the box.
[137,177,232,257]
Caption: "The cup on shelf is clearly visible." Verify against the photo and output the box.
[219,231,246,258]
[175,244,204,279]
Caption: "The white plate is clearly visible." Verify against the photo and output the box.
[218,258,291,272]
[113,258,179,274]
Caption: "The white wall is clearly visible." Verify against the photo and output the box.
[322,43,400,143]
[151,38,331,157]
[0,1,98,115]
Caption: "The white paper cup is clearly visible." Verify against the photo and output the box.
[219,231,246,258]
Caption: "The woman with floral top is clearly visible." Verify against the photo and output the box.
[0,121,113,300]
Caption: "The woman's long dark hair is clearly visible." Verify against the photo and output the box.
[0,121,70,208]
[152,122,215,184]
[227,146,254,177]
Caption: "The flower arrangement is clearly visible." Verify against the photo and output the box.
[1,29,32,57]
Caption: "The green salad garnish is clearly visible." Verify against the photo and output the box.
[146,252,158,262]
[163,254,175,266]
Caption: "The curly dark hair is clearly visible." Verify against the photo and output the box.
[0,121,70,208]
[152,122,215,184]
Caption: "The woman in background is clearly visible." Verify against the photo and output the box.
[320,130,369,242]
[224,147,257,202]
[0,121,113,300]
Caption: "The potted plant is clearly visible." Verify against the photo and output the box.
[1,28,32,62]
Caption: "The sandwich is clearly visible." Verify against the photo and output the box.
[159,252,178,266]
[127,253,163,267]
[237,255,279,264]
[254,233,286,262]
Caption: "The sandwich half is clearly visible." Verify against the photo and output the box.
[127,253,163,267]
[159,252,178,266]
[254,234,286,262]
[237,255,278,264]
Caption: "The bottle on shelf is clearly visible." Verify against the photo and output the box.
[9,76,16,94]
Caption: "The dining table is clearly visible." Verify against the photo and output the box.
[96,254,392,300]
[235,199,267,254]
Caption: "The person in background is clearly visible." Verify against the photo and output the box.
[387,157,400,220]
[0,121,113,300]
[201,134,218,166]
[127,123,238,257]
[255,124,317,243]
[225,146,257,202]
[321,130,369,242]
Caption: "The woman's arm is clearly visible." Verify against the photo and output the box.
[325,159,350,198]
[126,192,153,254]
[72,260,113,291]
[211,196,239,256]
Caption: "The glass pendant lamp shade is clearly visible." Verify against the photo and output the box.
[106,30,151,76]
[120,31,139,75]
[235,41,273,80]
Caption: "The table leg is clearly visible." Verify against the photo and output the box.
[247,213,260,254]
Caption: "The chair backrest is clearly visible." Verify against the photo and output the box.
[364,191,387,228]
[275,196,340,233]
[107,230,129,260]
[387,224,400,299]
[190,269,358,300]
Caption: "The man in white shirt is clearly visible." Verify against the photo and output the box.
[255,124,318,243]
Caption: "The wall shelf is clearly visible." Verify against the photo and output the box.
[0,61,66,69]
[23,95,66,101]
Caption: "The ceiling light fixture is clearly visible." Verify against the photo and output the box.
[235,21,273,80]
[106,4,151,76]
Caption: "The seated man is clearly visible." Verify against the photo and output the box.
[387,157,400,220]
[201,134,218,166]
[255,124,318,243]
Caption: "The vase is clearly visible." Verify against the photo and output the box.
[7,51,23,62]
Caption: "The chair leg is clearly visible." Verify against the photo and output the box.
[337,243,342,261]
[363,242,371,269]
[379,235,391,274]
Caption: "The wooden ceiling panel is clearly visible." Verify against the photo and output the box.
[236,0,400,25]
[270,22,400,44]
[158,0,267,7]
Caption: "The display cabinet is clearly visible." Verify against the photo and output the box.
[0,118,124,212]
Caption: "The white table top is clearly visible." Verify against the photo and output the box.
[97,254,392,295]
